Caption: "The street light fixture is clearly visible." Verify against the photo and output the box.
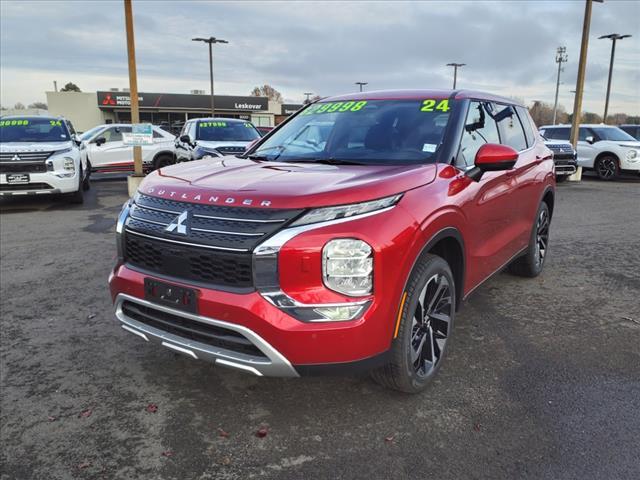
[355,82,368,92]
[304,92,314,103]
[446,63,466,89]
[192,36,229,117]
[599,33,631,123]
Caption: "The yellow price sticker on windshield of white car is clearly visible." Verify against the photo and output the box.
[200,121,227,128]
[0,119,30,127]
[420,99,450,112]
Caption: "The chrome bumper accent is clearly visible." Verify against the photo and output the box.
[114,293,299,377]
[555,165,577,175]
[0,188,60,196]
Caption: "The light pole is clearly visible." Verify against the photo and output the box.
[569,0,603,182]
[192,37,229,117]
[552,47,568,125]
[599,33,631,123]
[355,82,368,92]
[304,92,314,103]
[446,63,465,89]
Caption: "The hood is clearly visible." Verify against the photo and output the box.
[0,141,72,152]
[195,140,252,149]
[139,156,438,209]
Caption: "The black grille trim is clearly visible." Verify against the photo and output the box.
[0,151,54,162]
[0,182,53,191]
[121,301,267,358]
[0,162,47,173]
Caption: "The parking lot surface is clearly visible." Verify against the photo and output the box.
[1,176,639,480]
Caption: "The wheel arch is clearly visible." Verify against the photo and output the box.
[152,150,176,162]
[541,186,555,219]
[594,150,619,165]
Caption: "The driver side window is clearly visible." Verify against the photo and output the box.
[101,126,131,143]
[456,101,500,169]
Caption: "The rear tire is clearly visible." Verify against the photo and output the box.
[595,155,619,181]
[508,201,550,277]
[82,162,91,191]
[371,254,455,393]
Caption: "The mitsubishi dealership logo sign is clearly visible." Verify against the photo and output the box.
[101,93,143,106]
[165,211,189,235]
[101,94,117,106]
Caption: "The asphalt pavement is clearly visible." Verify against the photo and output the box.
[1,174,639,480]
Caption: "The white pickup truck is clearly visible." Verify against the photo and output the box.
[79,124,175,174]
[0,116,89,203]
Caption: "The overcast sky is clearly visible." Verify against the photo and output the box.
[1,0,639,115]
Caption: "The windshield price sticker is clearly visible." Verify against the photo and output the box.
[0,120,30,127]
[302,101,368,115]
[49,120,62,127]
[421,99,450,112]
[200,121,228,128]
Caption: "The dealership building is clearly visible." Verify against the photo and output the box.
[45,90,303,132]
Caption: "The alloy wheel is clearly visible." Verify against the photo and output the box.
[535,208,549,266]
[411,273,452,377]
[597,158,617,179]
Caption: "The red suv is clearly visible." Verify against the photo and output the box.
[109,90,554,393]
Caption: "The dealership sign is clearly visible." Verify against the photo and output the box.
[282,104,304,115]
[97,91,268,112]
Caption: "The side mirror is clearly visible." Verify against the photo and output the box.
[585,136,595,144]
[94,137,106,146]
[467,143,518,181]
[179,134,191,144]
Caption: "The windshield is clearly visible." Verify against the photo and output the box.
[0,118,70,143]
[252,98,455,165]
[592,127,636,142]
[196,121,260,142]
[79,125,105,141]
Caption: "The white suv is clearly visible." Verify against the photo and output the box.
[0,116,89,203]
[539,124,640,180]
[79,124,175,174]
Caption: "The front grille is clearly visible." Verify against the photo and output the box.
[216,146,246,155]
[546,144,576,160]
[125,233,253,288]
[0,151,54,162]
[0,182,53,191]
[121,300,267,358]
[0,162,47,173]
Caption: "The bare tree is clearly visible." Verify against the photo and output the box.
[13,102,26,110]
[28,102,48,110]
[250,85,283,103]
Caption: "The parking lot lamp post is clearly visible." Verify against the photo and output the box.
[552,47,568,125]
[192,37,229,117]
[569,0,603,182]
[446,63,465,89]
[124,0,143,194]
[599,33,631,124]
[304,92,314,104]
[355,82,368,92]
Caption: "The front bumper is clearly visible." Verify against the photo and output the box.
[0,171,78,196]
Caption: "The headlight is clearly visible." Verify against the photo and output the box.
[194,146,221,159]
[626,150,638,160]
[323,239,373,296]
[291,194,401,227]
[63,157,76,171]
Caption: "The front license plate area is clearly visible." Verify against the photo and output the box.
[144,278,198,313]
[7,173,30,184]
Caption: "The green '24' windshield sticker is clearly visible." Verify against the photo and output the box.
[302,101,368,115]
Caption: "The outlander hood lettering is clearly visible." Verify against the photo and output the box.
[165,211,189,235]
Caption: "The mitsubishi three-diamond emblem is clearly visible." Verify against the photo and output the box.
[165,210,189,235]
[11,155,21,161]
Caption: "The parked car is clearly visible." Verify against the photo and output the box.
[0,116,89,203]
[543,138,577,182]
[79,124,175,174]
[619,124,640,140]
[256,126,274,136]
[174,118,261,162]
[110,90,555,393]
[539,124,640,180]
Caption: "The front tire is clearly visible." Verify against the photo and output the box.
[555,175,569,183]
[508,201,550,277]
[66,167,84,204]
[371,254,455,393]
[595,155,619,181]
[153,154,174,171]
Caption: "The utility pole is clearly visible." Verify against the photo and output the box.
[552,47,568,125]
[569,0,603,182]
[355,82,368,92]
[124,0,143,195]
[446,63,465,89]
[192,37,229,117]
[303,92,314,104]
[53,81,58,92]
[599,33,631,123]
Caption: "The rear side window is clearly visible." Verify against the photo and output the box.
[545,127,570,141]
[456,101,500,168]
[515,106,535,147]
[495,105,527,151]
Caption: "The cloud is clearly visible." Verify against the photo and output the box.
[1,0,638,114]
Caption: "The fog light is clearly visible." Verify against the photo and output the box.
[313,305,366,321]
[323,239,373,296]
